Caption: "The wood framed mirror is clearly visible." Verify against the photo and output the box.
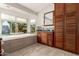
[44,11,53,26]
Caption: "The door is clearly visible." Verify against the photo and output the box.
[41,32,48,44]
[64,4,77,52]
[37,32,41,43]
[55,3,64,49]
[47,32,54,46]
[55,16,64,48]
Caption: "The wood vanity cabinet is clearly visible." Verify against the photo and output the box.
[55,16,64,49]
[55,3,65,16]
[76,4,79,54]
[64,16,76,52]
[37,32,41,43]
[37,32,54,47]
[65,4,76,13]
[41,32,48,44]
[0,38,2,56]
[47,32,54,46]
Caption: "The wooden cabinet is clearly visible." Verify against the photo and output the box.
[37,32,54,47]
[55,3,64,49]
[77,15,79,54]
[64,16,76,52]
[41,32,48,44]
[37,3,79,54]
[48,32,54,46]
[54,3,79,53]
[65,4,76,13]
[64,4,77,53]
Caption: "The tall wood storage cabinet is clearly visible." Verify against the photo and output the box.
[76,4,79,54]
[54,3,79,53]
[64,4,77,53]
[55,4,64,49]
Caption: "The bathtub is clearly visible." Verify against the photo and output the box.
[1,33,37,54]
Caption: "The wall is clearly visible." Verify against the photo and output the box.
[0,5,37,34]
[37,4,54,26]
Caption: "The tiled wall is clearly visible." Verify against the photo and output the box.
[3,36,37,54]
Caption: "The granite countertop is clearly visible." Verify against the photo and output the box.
[37,30,54,32]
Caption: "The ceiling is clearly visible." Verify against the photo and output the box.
[20,3,52,13]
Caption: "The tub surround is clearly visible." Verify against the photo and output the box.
[0,33,37,54]
[1,33,37,41]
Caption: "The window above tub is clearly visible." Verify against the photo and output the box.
[1,13,28,35]
[0,13,36,35]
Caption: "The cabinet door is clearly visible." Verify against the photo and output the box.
[75,4,79,54]
[65,4,76,13]
[55,16,64,49]
[64,16,76,52]
[55,3,64,16]
[77,18,79,54]
[48,32,54,46]
[41,32,48,44]
[37,32,41,43]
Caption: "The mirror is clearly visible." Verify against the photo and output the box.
[44,11,53,26]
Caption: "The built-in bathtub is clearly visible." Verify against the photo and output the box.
[1,33,37,54]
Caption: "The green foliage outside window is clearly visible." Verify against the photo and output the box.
[30,24,36,33]
[18,23,27,33]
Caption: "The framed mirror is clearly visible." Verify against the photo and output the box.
[44,11,53,26]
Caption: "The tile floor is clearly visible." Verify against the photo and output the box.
[6,43,77,56]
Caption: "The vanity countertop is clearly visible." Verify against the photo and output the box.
[37,30,54,32]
